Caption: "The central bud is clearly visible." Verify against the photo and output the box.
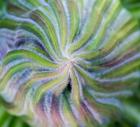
[60,49,77,72]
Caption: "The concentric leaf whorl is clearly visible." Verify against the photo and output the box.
[0,0,140,127]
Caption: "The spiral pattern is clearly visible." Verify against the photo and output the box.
[0,0,140,127]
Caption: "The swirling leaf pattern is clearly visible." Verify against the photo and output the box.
[0,0,140,127]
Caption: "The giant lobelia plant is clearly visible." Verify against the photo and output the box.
[0,0,140,127]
